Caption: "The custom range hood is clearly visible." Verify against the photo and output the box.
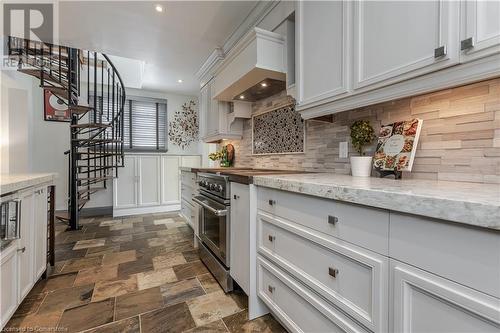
[212,27,286,102]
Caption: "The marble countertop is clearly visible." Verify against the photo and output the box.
[1,173,57,195]
[253,173,500,230]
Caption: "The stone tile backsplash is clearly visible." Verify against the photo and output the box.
[222,78,500,184]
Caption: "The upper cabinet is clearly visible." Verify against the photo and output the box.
[295,0,500,119]
[296,0,349,110]
[199,79,250,143]
[353,0,459,90]
[460,0,500,63]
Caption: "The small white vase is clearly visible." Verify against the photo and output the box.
[350,156,373,177]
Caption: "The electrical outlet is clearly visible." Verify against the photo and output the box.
[339,142,348,158]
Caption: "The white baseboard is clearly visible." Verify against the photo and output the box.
[113,204,181,217]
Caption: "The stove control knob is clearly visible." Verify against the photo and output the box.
[208,183,215,190]
[198,180,204,186]
[215,185,223,192]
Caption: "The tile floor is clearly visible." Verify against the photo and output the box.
[4,213,286,333]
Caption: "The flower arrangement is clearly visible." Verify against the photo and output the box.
[350,120,376,156]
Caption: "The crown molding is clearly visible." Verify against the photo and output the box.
[195,0,279,85]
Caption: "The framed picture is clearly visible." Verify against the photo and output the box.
[44,90,71,122]
[373,118,423,172]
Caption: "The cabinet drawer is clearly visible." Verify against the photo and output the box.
[390,212,500,298]
[181,184,193,202]
[257,256,370,333]
[257,187,389,255]
[390,260,500,333]
[258,212,388,332]
[181,171,196,188]
[181,199,193,227]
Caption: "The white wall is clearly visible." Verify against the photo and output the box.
[1,71,205,210]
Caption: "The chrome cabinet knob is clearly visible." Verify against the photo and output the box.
[268,285,275,293]
[268,199,276,206]
[268,235,275,242]
[233,194,239,200]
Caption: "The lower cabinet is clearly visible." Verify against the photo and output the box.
[114,154,201,216]
[255,187,500,333]
[0,185,49,329]
[0,245,18,327]
[257,256,369,333]
[390,260,500,333]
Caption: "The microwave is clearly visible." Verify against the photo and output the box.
[0,194,21,251]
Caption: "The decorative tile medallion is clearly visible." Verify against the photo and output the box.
[252,104,305,155]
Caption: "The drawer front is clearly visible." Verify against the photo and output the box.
[390,260,500,333]
[181,199,193,226]
[257,187,389,255]
[181,171,196,188]
[257,256,370,333]
[181,184,193,202]
[258,211,388,332]
[390,212,500,298]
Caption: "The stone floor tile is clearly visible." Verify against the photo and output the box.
[152,253,187,270]
[222,309,286,333]
[74,265,119,286]
[58,298,115,332]
[73,238,106,250]
[160,277,205,306]
[37,284,94,314]
[197,273,223,294]
[173,260,209,280]
[81,316,140,333]
[115,287,164,320]
[92,275,138,302]
[60,256,103,273]
[102,249,136,266]
[187,291,241,326]
[136,268,177,290]
[140,302,196,333]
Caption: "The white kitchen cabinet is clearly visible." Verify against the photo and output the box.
[353,0,459,90]
[163,156,180,205]
[114,155,138,209]
[0,244,18,328]
[33,187,47,280]
[199,79,243,143]
[114,154,201,216]
[390,260,500,333]
[1,184,50,330]
[296,0,349,109]
[460,0,500,63]
[230,182,250,294]
[17,190,34,300]
[139,156,161,206]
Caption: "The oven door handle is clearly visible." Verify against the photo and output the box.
[193,197,227,217]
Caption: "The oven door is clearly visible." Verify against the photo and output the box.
[193,195,230,267]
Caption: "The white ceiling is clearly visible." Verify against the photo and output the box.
[58,1,258,95]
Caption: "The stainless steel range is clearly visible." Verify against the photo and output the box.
[192,173,233,292]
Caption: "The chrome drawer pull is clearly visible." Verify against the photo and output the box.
[268,199,276,206]
[17,247,26,253]
[233,195,239,200]
[328,215,338,225]
[434,45,447,58]
[329,267,339,278]
[268,235,275,242]
[268,285,275,293]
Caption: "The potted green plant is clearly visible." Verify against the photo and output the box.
[350,120,376,177]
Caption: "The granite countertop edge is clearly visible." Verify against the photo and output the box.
[1,173,57,195]
[252,174,500,230]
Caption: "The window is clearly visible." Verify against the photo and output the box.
[94,96,168,152]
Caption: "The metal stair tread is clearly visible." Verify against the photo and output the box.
[18,68,67,87]
[78,187,106,195]
[71,123,110,129]
[41,85,69,99]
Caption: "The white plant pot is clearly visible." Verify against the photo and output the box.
[350,156,373,177]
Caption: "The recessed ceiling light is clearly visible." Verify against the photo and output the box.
[260,82,268,87]
[177,79,183,83]
[239,95,245,99]
[155,4,163,12]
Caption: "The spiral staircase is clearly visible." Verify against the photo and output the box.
[7,36,126,230]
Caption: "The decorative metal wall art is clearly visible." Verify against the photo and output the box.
[168,100,198,149]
